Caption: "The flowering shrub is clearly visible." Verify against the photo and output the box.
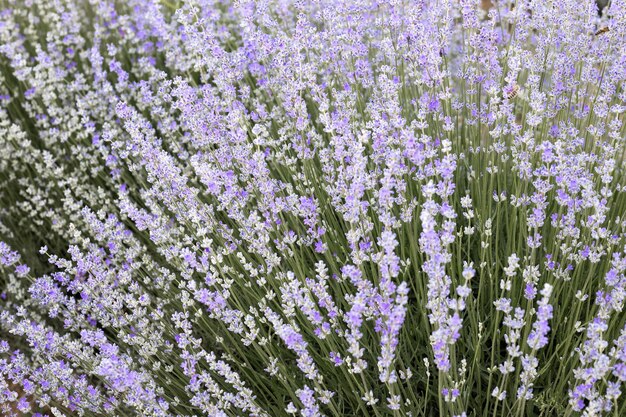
[1,0,626,416]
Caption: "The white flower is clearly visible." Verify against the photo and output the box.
[361,390,379,406]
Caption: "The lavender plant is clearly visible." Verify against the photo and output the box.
[1,0,626,416]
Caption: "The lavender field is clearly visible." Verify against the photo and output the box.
[1,0,626,416]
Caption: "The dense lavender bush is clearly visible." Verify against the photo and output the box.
[1,0,626,416]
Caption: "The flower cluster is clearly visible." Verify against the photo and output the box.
[1,0,626,416]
